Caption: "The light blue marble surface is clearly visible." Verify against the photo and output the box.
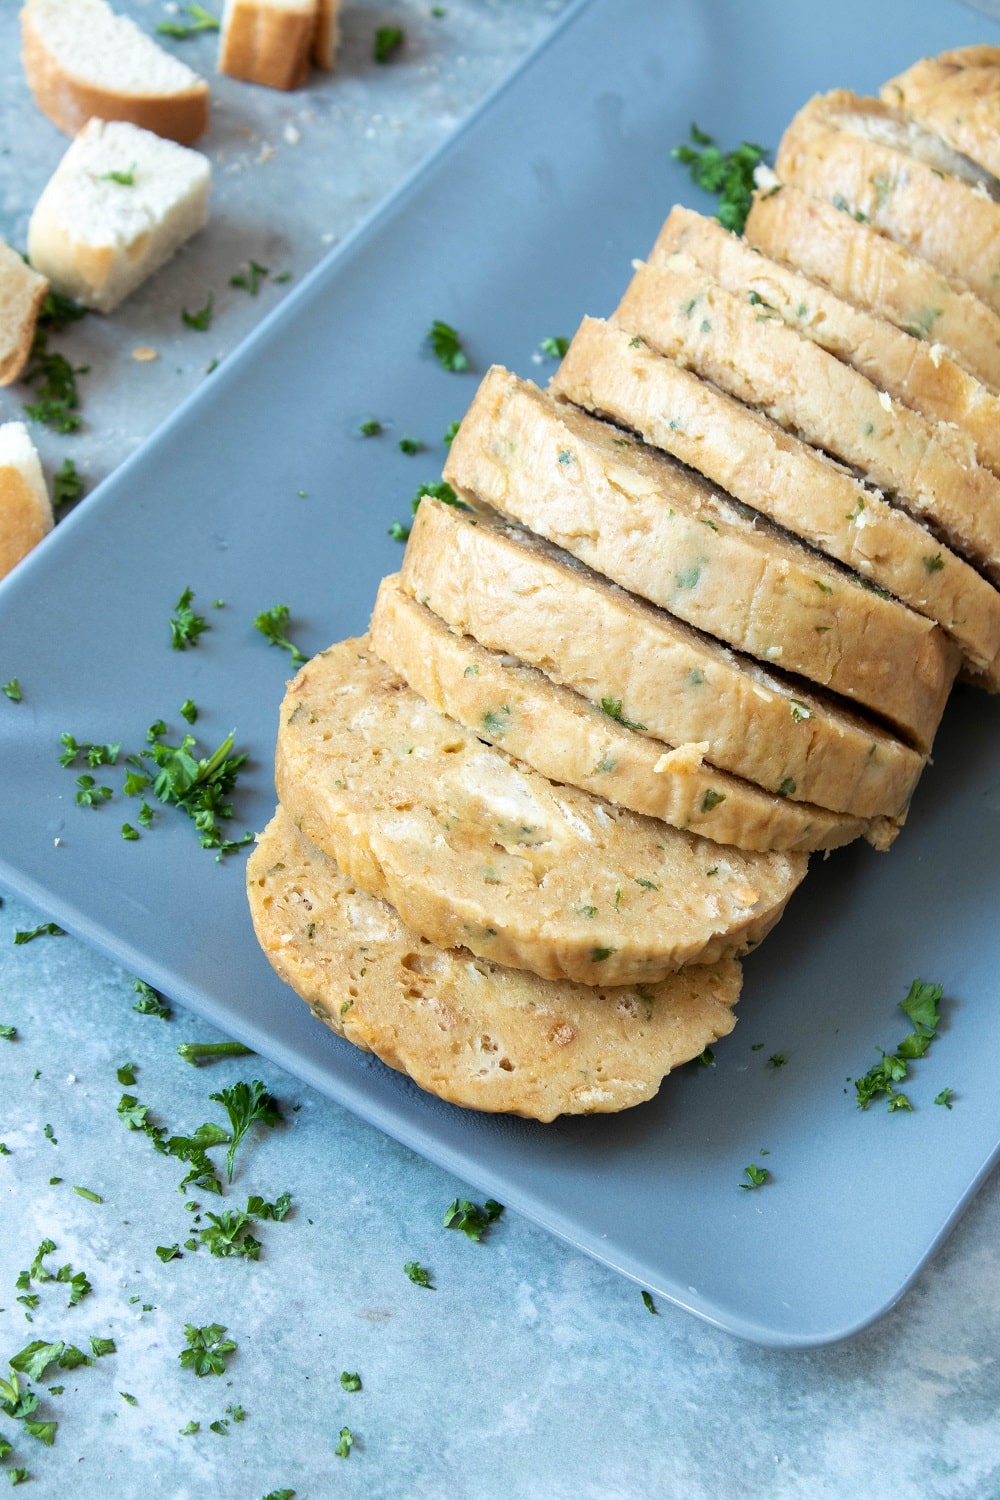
[2,3,1000,1496]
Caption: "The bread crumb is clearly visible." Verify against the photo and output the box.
[283,124,301,145]
[132,346,159,362]
[878,390,892,411]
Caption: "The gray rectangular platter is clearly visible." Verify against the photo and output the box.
[1,0,998,1348]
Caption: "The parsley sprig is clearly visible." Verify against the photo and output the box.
[672,124,768,234]
[254,605,307,666]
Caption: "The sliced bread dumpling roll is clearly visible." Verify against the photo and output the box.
[399,496,926,819]
[651,205,1000,481]
[614,255,1000,590]
[247,807,745,1122]
[775,90,1000,316]
[369,575,893,852]
[443,362,956,742]
[274,637,808,988]
[551,317,1000,683]
[744,178,1000,394]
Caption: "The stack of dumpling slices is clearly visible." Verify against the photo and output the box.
[248,46,1000,1122]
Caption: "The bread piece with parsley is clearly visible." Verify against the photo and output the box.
[218,0,318,89]
[400,496,924,818]
[552,318,1000,684]
[248,808,745,1121]
[20,0,209,144]
[275,638,807,988]
[653,205,1000,482]
[745,179,1000,394]
[27,119,211,314]
[0,421,53,581]
[774,90,1000,317]
[370,575,895,852]
[0,242,48,387]
[444,363,956,743]
[881,47,1000,180]
[615,258,1000,595]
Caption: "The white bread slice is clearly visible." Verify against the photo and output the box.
[369,575,893,853]
[400,496,925,820]
[0,242,48,387]
[0,421,53,582]
[27,119,211,314]
[248,808,745,1121]
[219,0,318,90]
[614,257,1000,589]
[653,206,1000,482]
[550,318,1000,680]
[443,364,956,745]
[20,0,209,145]
[745,179,1000,394]
[882,48,1000,180]
[274,638,807,988]
[775,90,1000,316]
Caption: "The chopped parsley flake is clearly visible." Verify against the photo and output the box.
[399,435,423,454]
[600,697,647,732]
[178,1323,237,1377]
[359,418,382,437]
[922,553,945,574]
[335,1426,354,1458]
[156,3,219,36]
[403,1260,434,1289]
[53,458,85,510]
[641,1290,657,1314]
[340,1371,362,1392]
[229,260,269,295]
[854,978,943,1110]
[169,587,210,650]
[181,294,213,330]
[539,335,569,360]
[672,124,768,234]
[99,164,136,186]
[13,923,64,945]
[443,419,461,445]
[739,1163,769,1189]
[428,319,469,371]
[442,1197,503,1241]
[72,1186,102,1202]
[934,1087,955,1109]
[2,678,21,702]
[132,979,172,1019]
[374,24,404,62]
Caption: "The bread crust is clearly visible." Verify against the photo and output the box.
[551,318,1000,677]
[776,90,1000,317]
[745,179,1000,394]
[444,362,955,745]
[370,576,893,852]
[0,424,53,580]
[218,0,316,89]
[400,496,925,819]
[21,10,209,144]
[274,638,806,987]
[247,808,744,1121]
[0,243,48,387]
[615,257,1000,591]
[654,205,1000,481]
[882,49,1000,179]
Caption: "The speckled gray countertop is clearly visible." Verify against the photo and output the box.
[2,3,1000,1497]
